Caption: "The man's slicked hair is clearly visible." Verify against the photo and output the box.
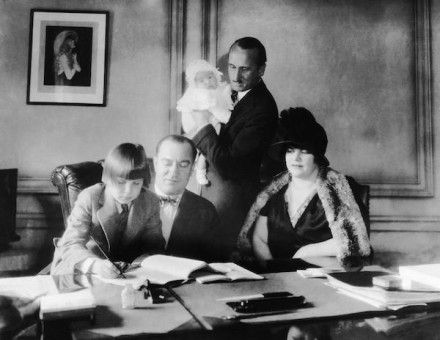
[229,37,267,67]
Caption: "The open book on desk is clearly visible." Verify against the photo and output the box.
[99,255,264,286]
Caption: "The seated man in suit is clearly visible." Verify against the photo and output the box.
[153,135,221,261]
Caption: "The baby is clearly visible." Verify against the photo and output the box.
[177,59,233,185]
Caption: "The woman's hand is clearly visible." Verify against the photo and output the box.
[292,239,338,259]
[91,259,121,278]
[292,246,310,259]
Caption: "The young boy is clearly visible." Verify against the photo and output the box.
[50,143,164,278]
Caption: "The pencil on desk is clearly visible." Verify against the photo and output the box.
[90,236,126,278]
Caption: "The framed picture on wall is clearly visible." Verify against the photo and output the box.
[26,9,109,106]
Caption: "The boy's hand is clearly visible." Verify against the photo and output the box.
[91,259,121,278]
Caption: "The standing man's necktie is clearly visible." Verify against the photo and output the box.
[121,204,129,215]
[231,90,238,105]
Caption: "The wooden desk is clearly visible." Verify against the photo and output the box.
[69,282,200,339]
[68,266,440,340]
[6,261,440,339]
[170,270,394,327]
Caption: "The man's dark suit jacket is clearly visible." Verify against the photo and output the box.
[166,189,221,262]
[192,80,278,260]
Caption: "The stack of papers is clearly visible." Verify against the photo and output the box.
[399,263,440,289]
[326,270,440,310]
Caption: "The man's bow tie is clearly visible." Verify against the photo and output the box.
[159,195,179,206]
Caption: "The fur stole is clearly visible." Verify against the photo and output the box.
[232,168,372,269]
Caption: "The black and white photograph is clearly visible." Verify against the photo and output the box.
[27,9,108,106]
[2,0,440,339]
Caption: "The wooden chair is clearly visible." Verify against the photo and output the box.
[51,161,104,229]
[346,176,370,237]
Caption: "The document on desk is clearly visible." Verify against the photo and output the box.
[0,275,58,299]
[99,255,263,286]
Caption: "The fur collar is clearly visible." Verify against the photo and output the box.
[233,168,371,269]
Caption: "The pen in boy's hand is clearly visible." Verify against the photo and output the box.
[117,270,127,279]
[91,236,126,278]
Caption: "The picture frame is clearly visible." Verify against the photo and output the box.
[26,9,109,106]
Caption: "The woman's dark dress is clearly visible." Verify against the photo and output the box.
[261,186,332,258]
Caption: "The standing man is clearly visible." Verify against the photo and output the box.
[190,37,278,259]
[153,135,221,262]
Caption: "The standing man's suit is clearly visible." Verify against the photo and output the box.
[192,80,278,259]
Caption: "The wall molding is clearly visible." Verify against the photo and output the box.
[16,212,61,231]
[18,178,57,194]
[371,214,440,232]
[201,0,218,65]
[369,0,433,197]
[168,0,185,134]
[16,206,440,233]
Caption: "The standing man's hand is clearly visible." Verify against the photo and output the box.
[191,110,211,130]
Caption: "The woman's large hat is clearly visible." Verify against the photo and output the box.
[269,107,329,166]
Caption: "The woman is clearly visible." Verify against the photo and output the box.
[234,107,371,270]
[53,30,82,85]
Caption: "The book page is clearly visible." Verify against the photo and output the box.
[191,270,228,284]
[215,262,264,281]
[194,262,264,283]
[140,255,207,279]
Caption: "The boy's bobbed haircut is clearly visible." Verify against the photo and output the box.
[102,143,151,186]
